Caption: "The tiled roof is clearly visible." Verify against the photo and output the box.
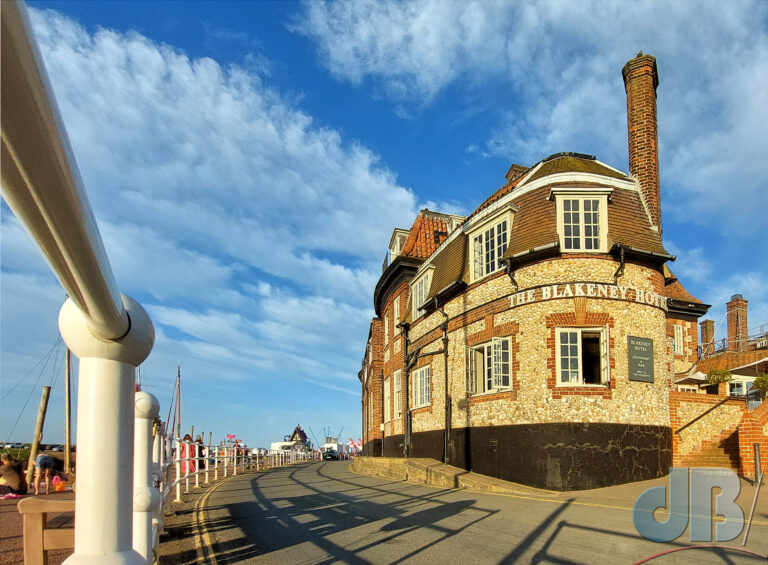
[605,187,666,254]
[661,265,702,303]
[428,233,468,300]
[503,186,559,257]
[500,185,668,259]
[695,350,768,374]
[524,155,628,184]
[401,211,449,259]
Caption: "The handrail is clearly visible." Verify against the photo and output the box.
[0,1,128,339]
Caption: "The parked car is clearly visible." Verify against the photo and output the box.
[323,450,339,461]
[10,443,26,449]
[51,445,65,452]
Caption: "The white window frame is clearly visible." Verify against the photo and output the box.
[551,188,610,253]
[677,385,698,393]
[466,337,512,395]
[411,268,434,319]
[393,298,400,334]
[555,326,610,386]
[673,324,684,355]
[467,206,514,283]
[383,376,391,422]
[412,366,431,408]
[394,370,402,419]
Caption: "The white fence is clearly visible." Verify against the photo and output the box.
[134,407,318,562]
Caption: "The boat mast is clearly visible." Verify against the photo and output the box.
[175,365,181,439]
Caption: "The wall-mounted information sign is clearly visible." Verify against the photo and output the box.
[628,336,654,383]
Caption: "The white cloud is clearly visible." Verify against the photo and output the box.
[294,0,768,240]
[3,7,433,443]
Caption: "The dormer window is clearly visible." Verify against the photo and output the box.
[551,187,611,253]
[467,204,515,283]
[388,229,409,259]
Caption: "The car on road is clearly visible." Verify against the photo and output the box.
[322,450,339,461]
[51,445,65,452]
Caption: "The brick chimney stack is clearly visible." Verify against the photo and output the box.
[726,294,748,352]
[622,53,661,232]
[700,319,715,357]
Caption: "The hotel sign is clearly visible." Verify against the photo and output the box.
[627,336,654,382]
[509,283,668,311]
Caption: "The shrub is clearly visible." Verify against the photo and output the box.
[752,373,768,398]
[706,368,733,384]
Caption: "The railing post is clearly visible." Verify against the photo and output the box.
[214,446,219,480]
[174,439,182,503]
[204,444,210,484]
[194,443,200,489]
[57,298,153,565]
[133,392,160,563]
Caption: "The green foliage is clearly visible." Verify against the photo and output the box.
[752,373,768,397]
[706,368,733,384]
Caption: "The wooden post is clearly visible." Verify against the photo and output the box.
[26,386,51,485]
[64,348,72,474]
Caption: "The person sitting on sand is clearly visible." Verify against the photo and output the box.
[0,453,28,495]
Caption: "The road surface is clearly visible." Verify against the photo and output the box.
[187,461,768,564]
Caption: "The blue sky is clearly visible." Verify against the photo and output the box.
[2,1,767,448]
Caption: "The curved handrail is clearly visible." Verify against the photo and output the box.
[0,0,128,339]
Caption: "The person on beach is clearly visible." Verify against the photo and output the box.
[180,434,196,475]
[33,453,55,495]
[0,453,28,495]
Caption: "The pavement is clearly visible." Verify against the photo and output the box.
[0,491,74,565]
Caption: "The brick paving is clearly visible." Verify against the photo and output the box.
[0,491,74,565]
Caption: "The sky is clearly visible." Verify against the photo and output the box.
[2,0,767,448]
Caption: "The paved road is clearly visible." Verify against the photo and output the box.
[198,462,768,564]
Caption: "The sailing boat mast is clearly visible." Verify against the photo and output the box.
[175,365,181,439]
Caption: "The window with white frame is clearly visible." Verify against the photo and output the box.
[554,193,609,253]
[412,366,430,408]
[384,315,389,346]
[556,327,610,386]
[472,219,509,280]
[411,270,432,319]
[677,385,698,393]
[393,298,400,334]
[466,337,512,394]
[673,324,684,355]
[394,370,402,419]
[383,376,391,422]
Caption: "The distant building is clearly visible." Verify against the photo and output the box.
[358,54,720,490]
[677,295,768,399]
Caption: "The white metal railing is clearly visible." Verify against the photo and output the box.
[3,3,154,565]
[141,426,316,560]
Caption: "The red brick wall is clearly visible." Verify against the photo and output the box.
[700,319,715,357]
[622,54,661,230]
[726,295,748,352]
[739,401,768,478]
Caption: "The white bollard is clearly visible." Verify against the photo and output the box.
[60,296,154,565]
[133,392,161,562]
